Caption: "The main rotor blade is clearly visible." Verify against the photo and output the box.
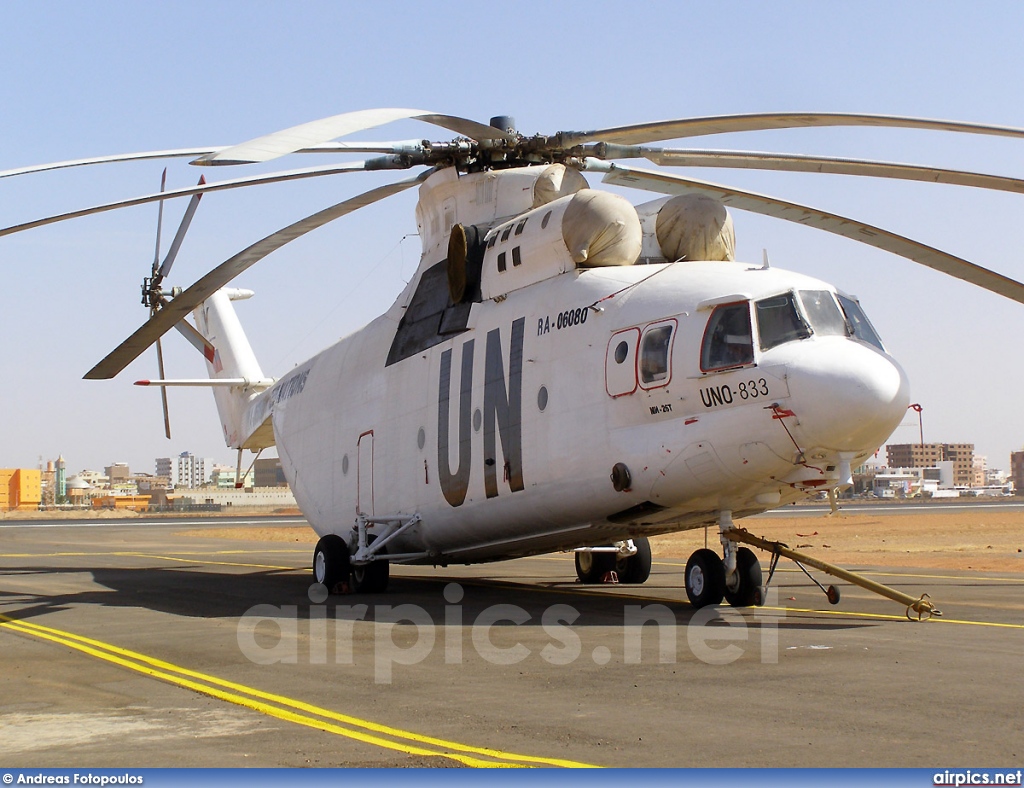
[0,159,396,238]
[84,170,433,380]
[639,148,1024,195]
[0,141,422,180]
[563,112,1024,147]
[1,148,217,180]
[158,175,206,279]
[193,108,514,166]
[596,162,1024,305]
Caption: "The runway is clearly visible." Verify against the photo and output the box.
[1,519,1021,767]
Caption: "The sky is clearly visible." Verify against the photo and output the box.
[2,1,1023,476]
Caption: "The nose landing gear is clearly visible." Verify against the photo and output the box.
[684,510,767,609]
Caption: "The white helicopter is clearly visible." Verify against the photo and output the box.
[6,109,1024,615]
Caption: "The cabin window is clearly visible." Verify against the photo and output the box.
[756,292,810,351]
[799,290,848,337]
[515,218,527,236]
[500,225,512,242]
[639,321,675,389]
[837,294,885,350]
[606,328,640,397]
[701,303,754,371]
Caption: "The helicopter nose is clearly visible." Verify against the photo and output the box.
[785,339,910,453]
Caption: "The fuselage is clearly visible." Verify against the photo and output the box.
[258,167,910,564]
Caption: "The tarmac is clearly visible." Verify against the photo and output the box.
[1,517,1021,768]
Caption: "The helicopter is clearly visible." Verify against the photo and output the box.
[5,108,1024,615]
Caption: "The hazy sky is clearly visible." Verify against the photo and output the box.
[2,1,1023,475]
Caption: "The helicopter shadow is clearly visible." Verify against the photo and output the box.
[0,561,875,634]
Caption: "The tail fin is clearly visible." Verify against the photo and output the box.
[193,288,274,449]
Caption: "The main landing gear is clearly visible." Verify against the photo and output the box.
[313,532,391,594]
[575,537,653,584]
[684,511,764,609]
[313,513,423,595]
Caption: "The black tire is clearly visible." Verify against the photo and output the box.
[724,547,763,607]
[617,537,652,584]
[685,548,725,608]
[351,559,390,593]
[313,534,350,592]
[575,549,616,583]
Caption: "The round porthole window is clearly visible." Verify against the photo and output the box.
[341,455,349,475]
[417,427,426,450]
[473,408,482,431]
[537,385,549,411]
[614,341,629,364]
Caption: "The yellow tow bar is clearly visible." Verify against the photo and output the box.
[722,527,942,621]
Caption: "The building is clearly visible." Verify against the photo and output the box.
[156,452,213,488]
[1012,450,1024,495]
[211,464,253,489]
[0,469,42,511]
[76,469,108,488]
[972,456,988,488]
[254,457,288,488]
[105,463,131,484]
[885,443,975,487]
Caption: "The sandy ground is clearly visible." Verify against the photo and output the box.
[180,507,1024,573]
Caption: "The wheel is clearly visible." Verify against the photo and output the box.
[826,585,841,605]
[685,548,725,608]
[351,560,390,593]
[575,549,616,583]
[350,532,390,593]
[617,537,652,584]
[313,534,350,593]
[724,547,764,607]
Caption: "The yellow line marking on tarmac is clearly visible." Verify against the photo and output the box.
[763,606,1024,629]
[0,615,598,768]
[441,574,1023,630]
[0,550,300,571]
[115,552,297,571]
[646,558,1024,583]
[0,549,306,559]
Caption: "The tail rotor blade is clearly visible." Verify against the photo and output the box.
[156,337,171,439]
[152,168,167,276]
[85,169,433,380]
[158,175,206,279]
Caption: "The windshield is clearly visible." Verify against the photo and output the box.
[799,290,849,337]
[755,292,811,351]
[837,294,885,350]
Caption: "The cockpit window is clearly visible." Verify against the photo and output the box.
[799,290,848,337]
[756,292,811,351]
[701,303,754,371]
[837,294,885,351]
